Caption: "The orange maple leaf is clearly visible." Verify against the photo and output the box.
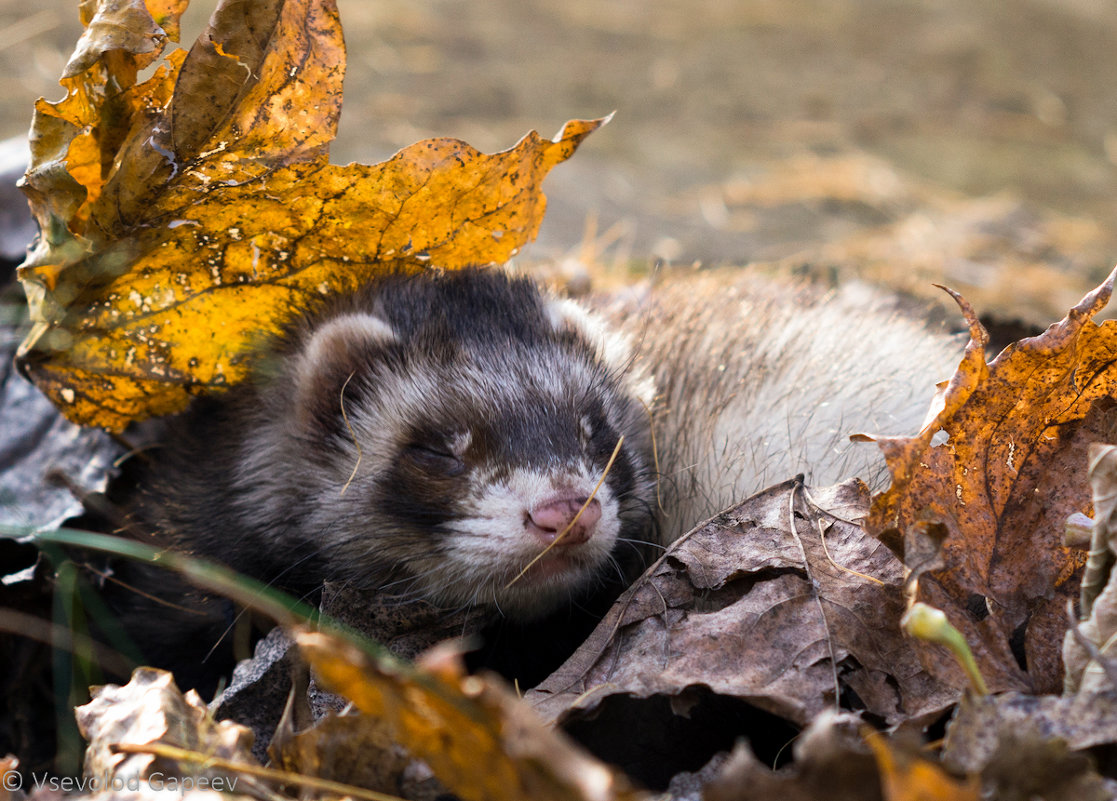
[866,267,1117,693]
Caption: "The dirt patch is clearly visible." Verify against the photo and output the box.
[0,0,1114,319]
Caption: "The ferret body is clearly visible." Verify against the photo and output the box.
[606,271,958,538]
[118,266,958,685]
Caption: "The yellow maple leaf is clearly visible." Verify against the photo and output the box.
[16,0,605,431]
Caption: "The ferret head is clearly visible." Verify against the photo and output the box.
[243,268,656,618]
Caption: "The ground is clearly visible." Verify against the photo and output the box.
[0,0,1115,319]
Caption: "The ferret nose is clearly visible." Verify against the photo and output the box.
[528,496,602,546]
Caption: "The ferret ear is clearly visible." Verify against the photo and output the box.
[291,313,397,437]
[546,297,632,370]
[545,296,656,408]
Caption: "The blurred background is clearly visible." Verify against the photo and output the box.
[0,0,1115,323]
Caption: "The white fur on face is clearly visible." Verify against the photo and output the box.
[432,463,621,616]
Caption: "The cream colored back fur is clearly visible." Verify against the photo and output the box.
[599,270,961,541]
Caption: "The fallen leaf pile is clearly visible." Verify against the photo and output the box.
[76,668,257,795]
[10,0,1117,800]
[15,0,603,431]
[70,636,647,801]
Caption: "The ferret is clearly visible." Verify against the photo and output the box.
[130,268,658,619]
[113,266,958,688]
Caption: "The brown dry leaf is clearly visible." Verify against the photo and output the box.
[75,667,256,788]
[866,268,1117,694]
[942,690,1117,775]
[943,693,1116,801]
[974,730,1112,801]
[295,628,648,801]
[704,711,881,801]
[269,710,425,800]
[16,0,604,430]
[865,732,980,801]
[525,480,957,735]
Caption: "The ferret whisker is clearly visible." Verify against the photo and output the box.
[338,370,363,496]
[601,554,628,586]
[376,565,444,594]
[260,549,322,589]
[616,535,665,552]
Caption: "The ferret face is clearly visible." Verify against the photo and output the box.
[249,269,656,618]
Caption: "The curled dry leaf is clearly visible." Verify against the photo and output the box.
[17,0,604,430]
[865,268,1117,694]
[1063,443,1117,694]
[76,667,256,787]
[525,480,957,739]
[973,730,1112,801]
[295,627,648,801]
